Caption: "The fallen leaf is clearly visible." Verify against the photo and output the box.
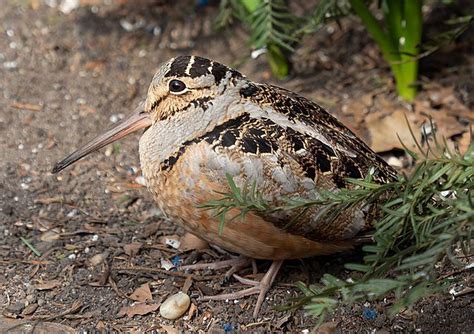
[22,303,38,316]
[179,233,208,251]
[276,313,291,328]
[96,320,106,331]
[40,230,60,242]
[117,303,160,317]
[124,242,142,257]
[457,131,472,154]
[365,109,419,153]
[316,321,340,334]
[129,283,153,302]
[35,279,61,290]
[88,252,108,266]
[161,324,181,334]
[187,303,197,320]
[138,222,161,238]
[0,317,75,333]
[182,276,193,294]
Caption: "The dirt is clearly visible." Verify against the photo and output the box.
[0,1,472,333]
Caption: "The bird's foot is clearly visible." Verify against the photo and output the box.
[180,256,255,279]
[200,260,283,317]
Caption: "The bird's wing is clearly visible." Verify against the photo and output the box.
[238,82,398,185]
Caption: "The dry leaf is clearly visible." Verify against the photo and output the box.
[88,252,108,266]
[366,109,419,153]
[316,321,340,334]
[138,222,161,238]
[129,283,153,302]
[0,317,76,333]
[96,320,106,331]
[187,303,197,320]
[124,242,142,257]
[458,131,472,154]
[179,233,208,251]
[182,276,193,294]
[35,279,61,290]
[40,230,60,242]
[117,303,160,317]
[161,324,181,334]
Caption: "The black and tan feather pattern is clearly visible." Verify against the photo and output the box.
[52,55,401,316]
[239,82,398,184]
[136,55,400,243]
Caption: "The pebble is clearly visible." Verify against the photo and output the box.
[3,61,18,69]
[159,292,190,320]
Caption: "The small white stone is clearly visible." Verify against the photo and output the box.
[67,209,77,217]
[159,292,190,320]
[59,0,79,14]
[109,114,119,123]
[134,176,146,186]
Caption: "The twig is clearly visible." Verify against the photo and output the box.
[10,101,42,112]
[27,300,83,321]
[113,266,222,281]
[108,276,132,300]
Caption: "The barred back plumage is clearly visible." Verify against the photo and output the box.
[52,55,399,317]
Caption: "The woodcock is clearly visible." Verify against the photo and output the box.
[53,55,398,316]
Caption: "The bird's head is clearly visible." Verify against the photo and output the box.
[144,56,243,122]
[51,56,244,174]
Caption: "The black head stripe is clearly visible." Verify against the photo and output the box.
[211,62,229,86]
[165,56,192,77]
[164,56,243,86]
[189,57,212,77]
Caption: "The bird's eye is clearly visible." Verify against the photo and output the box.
[169,79,187,94]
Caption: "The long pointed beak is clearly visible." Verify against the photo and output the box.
[52,102,151,174]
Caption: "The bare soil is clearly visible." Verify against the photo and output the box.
[0,1,472,333]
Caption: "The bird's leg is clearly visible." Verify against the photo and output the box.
[200,260,284,317]
[181,256,253,279]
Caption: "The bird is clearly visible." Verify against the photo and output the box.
[52,55,398,317]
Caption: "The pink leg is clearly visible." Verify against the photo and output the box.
[200,260,284,317]
[180,257,252,278]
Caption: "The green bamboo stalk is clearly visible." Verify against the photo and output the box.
[240,0,289,79]
[399,0,422,100]
[241,0,259,13]
[349,0,400,63]
[349,0,422,101]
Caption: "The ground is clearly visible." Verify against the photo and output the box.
[0,1,473,333]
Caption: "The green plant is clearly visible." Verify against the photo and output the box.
[349,0,422,101]
[201,126,473,326]
[216,0,471,100]
[217,0,296,79]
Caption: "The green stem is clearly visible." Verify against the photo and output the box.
[240,0,289,79]
[241,0,260,13]
[349,0,422,101]
[398,0,422,100]
[349,0,400,63]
